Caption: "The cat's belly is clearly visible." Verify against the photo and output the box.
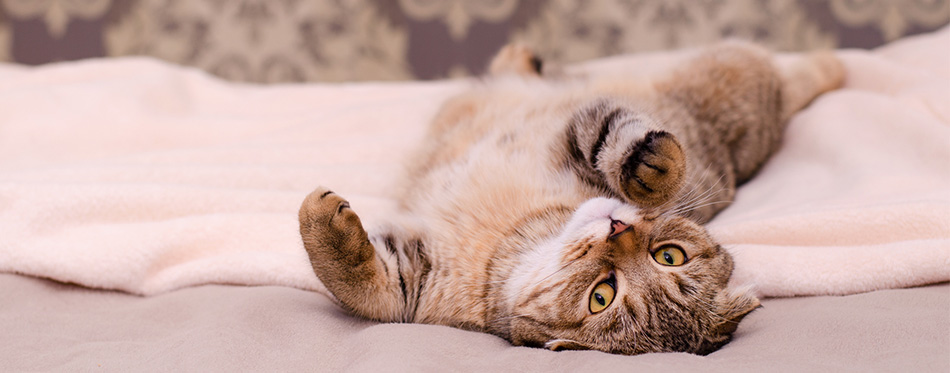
[404,141,590,327]
[415,140,583,248]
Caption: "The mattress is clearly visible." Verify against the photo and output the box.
[1,275,946,371]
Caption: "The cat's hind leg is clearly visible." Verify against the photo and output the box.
[299,187,405,322]
[778,51,845,122]
[488,43,543,77]
[654,42,839,185]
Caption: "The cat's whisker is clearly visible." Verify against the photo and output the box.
[673,161,719,205]
[677,200,733,215]
[653,162,715,213]
[664,198,726,218]
[661,181,714,216]
[661,172,728,218]
[682,173,727,208]
[667,188,731,217]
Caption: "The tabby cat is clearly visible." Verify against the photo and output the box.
[299,42,843,355]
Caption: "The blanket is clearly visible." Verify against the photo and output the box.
[1,28,947,298]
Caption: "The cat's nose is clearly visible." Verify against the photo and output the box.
[609,219,632,238]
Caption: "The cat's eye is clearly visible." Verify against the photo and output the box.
[653,245,687,266]
[588,280,616,314]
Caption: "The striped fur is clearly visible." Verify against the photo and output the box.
[300,42,844,354]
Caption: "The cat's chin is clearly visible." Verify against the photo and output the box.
[562,197,642,237]
[502,198,641,311]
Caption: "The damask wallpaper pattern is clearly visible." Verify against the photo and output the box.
[0,0,947,83]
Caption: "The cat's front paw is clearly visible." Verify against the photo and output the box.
[620,131,686,207]
[299,187,373,266]
[298,187,405,322]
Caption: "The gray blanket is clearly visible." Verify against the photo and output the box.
[3,274,946,371]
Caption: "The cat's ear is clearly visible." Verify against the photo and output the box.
[711,287,761,336]
[544,339,590,352]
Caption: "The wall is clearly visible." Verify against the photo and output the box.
[1,0,947,83]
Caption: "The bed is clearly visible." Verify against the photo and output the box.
[1,27,947,371]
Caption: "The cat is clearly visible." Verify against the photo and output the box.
[298,42,843,355]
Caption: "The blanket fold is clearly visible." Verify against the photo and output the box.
[1,28,947,297]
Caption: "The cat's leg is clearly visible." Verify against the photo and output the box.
[777,51,845,122]
[655,42,843,184]
[654,42,783,186]
[488,43,543,76]
[566,101,688,208]
[298,187,406,322]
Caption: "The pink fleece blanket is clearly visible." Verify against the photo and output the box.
[1,28,947,298]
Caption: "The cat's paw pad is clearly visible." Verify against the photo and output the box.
[299,187,368,260]
[489,43,542,76]
[620,131,686,207]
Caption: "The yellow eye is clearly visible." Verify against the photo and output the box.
[653,245,687,266]
[589,281,616,314]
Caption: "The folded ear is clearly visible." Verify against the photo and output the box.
[712,287,761,336]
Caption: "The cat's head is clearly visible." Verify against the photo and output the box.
[502,197,759,355]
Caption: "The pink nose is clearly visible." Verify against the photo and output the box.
[609,219,632,238]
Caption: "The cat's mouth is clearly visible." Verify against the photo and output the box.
[609,218,632,239]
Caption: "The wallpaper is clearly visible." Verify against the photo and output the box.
[0,0,947,83]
